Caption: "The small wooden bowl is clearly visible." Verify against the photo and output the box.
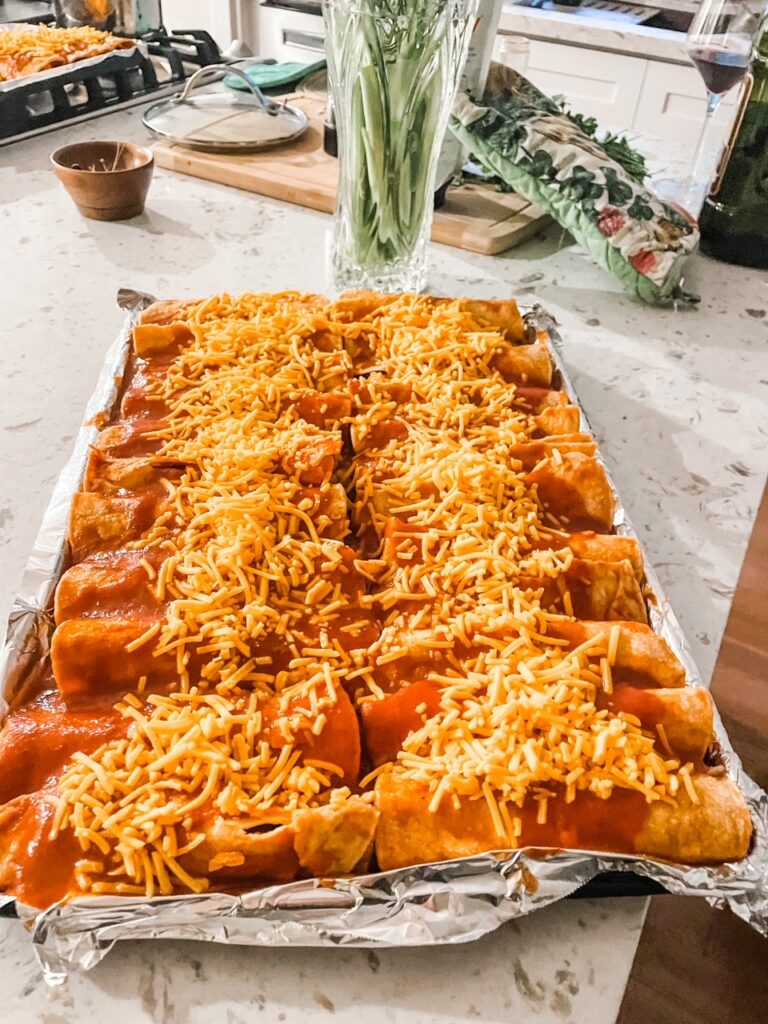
[51,141,154,221]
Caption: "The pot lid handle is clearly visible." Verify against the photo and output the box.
[176,64,278,116]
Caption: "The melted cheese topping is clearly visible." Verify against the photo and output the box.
[386,632,688,842]
[337,294,690,819]
[52,686,358,897]
[52,290,690,897]
[127,294,365,694]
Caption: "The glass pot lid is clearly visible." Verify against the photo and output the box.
[143,65,309,152]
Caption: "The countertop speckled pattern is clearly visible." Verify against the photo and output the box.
[1,108,767,1022]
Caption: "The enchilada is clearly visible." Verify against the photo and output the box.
[0,290,752,911]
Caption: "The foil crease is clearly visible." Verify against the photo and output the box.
[1,293,766,980]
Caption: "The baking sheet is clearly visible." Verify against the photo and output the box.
[1,291,766,980]
[0,26,139,94]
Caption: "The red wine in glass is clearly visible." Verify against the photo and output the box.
[688,43,751,95]
[653,2,762,213]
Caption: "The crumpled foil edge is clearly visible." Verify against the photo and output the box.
[0,294,765,982]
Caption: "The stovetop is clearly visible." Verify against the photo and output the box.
[0,0,54,24]
[0,27,222,145]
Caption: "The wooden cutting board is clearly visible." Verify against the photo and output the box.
[152,95,550,257]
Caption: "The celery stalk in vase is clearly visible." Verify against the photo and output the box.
[323,0,478,292]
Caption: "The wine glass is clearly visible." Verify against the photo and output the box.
[656,0,761,214]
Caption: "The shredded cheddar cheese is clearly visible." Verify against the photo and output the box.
[52,686,358,897]
[0,25,133,83]
[50,290,692,898]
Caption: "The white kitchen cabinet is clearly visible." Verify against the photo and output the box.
[257,7,325,63]
[632,60,737,145]
[495,30,737,146]
[521,39,647,129]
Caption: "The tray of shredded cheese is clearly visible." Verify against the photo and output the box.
[0,24,137,93]
[0,288,766,979]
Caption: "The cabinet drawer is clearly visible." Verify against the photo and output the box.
[258,7,325,62]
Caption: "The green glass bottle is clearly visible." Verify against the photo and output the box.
[699,12,768,268]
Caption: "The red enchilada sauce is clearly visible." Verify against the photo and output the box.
[0,690,126,804]
[2,789,81,909]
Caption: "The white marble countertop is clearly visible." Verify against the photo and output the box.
[0,107,767,1023]
[499,2,691,64]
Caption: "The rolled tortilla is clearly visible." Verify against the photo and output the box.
[0,682,373,907]
[132,322,194,358]
[376,522,645,622]
[332,290,394,323]
[533,405,582,436]
[491,338,553,388]
[51,617,178,703]
[94,421,167,460]
[382,520,644,582]
[361,680,712,769]
[597,685,714,762]
[84,451,183,494]
[374,771,752,868]
[138,298,200,327]
[349,421,592,460]
[52,601,381,703]
[83,454,350,539]
[457,298,527,342]
[546,620,687,688]
[535,557,647,623]
[181,801,379,885]
[369,619,686,697]
[291,800,379,876]
[0,791,379,908]
[551,531,644,581]
[356,450,615,535]
[508,437,598,469]
[525,452,617,533]
[332,295,527,345]
[54,548,166,623]
[133,299,200,357]
[512,386,569,413]
[68,491,169,561]
[0,692,127,804]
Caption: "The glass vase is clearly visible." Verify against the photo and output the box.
[323,0,478,293]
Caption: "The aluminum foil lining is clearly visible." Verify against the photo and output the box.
[1,292,767,983]
[0,33,140,95]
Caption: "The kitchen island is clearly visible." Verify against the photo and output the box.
[0,108,766,1023]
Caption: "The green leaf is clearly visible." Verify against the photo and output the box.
[525,148,556,180]
[603,167,634,206]
[547,96,649,184]
[561,164,603,207]
[627,194,655,220]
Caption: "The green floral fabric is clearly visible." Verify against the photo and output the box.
[449,65,699,304]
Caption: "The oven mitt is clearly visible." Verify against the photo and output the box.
[225,59,327,93]
[449,64,699,305]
